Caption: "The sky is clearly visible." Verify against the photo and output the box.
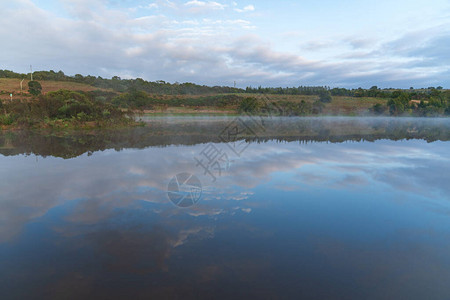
[1,0,450,88]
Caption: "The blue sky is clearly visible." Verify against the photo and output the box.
[1,0,449,88]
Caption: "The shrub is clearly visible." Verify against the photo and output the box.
[0,89,132,127]
[371,103,386,115]
[276,100,312,116]
[28,81,42,96]
[0,114,15,125]
[318,90,332,103]
[238,97,261,113]
[312,100,325,114]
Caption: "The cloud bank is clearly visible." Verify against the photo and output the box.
[0,0,449,88]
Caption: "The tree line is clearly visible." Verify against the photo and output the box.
[371,90,450,116]
[0,69,242,95]
[244,85,445,98]
[1,69,445,98]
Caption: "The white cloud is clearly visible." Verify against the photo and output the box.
[184,0,227,12]
[0,0,449,88]
[160,0,177,9]
[234,4,255,13]
[145,3,159,9]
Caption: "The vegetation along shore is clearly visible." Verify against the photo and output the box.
[1,69,448,129]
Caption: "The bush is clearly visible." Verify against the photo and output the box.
[277,100,312,116]
[238,97,261,113]
[312,100,325,114]
[387,92,410,115]
[28,81,42,96]
[371,103,386,115]
[319,90,332,103]
[387,98,405,115]
[0,114,15,125]
[0,89,133,128]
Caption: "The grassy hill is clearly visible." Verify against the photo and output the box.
[246,94,386,116]
[0,86,135,129]
[0,74,447,119]
[0,78,111,100]
[0,77,428,117]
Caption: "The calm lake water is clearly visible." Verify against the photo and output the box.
[0,117,449,299]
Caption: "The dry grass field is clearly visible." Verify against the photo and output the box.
[242,93,386,115]
[0,78,110,99]
[0,78,387,115]
[324,96,386,115]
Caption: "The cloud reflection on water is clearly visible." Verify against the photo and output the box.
[0,138,448,243]
[0,134,450,298]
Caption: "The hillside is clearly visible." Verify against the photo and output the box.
[0,71,448,118]
[246,94,386,116]
[0,78,112,100]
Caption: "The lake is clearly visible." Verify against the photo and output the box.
[0,117,449,299]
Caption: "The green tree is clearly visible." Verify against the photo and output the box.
[368,86,379,97]
[354,87,365,97]
[387,91,411,115]
[238,97,260,113]
[371,103,386,115]
[318,90,332,103]
[387,98,405,115]
[28,80,42,96]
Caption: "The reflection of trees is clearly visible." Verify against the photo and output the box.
[1,118,449,158]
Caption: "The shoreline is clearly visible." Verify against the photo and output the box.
[2,114,449,131]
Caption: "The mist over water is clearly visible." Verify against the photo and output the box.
[0,117,449,299]
[1,117,449,158]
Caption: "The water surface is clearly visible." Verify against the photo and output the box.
[0,117,449,299]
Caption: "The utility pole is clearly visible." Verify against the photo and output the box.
[20,79,24,92]
[30,65,33,81]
